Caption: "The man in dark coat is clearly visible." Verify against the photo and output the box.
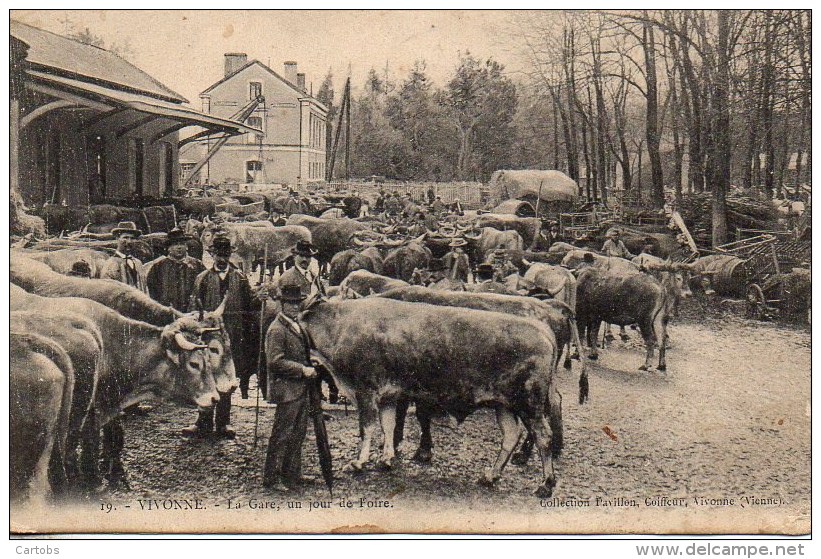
[442,237,470,283]
[100,221,147,293]
[468,263,516,295]
[146,228,205,311]
[184,236,260,438]
[262,283,319,492]
[278,240,325,300]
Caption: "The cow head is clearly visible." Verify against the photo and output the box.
[194,311,239,395]
[160,319,219,409]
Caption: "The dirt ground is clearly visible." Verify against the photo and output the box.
[22,299,810,535]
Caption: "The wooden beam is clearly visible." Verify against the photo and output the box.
[149,121,189,145]
[179,128,229,147]
[26,82,113,112]
[115,114,157,139]
[20,99,76,129]
[83,107,130,131]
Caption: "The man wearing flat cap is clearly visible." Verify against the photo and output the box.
[146,228,205,311]
[278,240,325,300]
[185,235,260,438]
[100,221,147,293]
[262,282,320,492]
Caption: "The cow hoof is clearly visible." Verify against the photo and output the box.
[657,365,667,372]
[411,449,433,464]
[604,334,616,342]
[588,353,598,361]
[477,474,498,488]
[534,479,556,499]
[376,458,394,471]
[619,334,631,342]
[639,365,649,371]
[510,452,529,467]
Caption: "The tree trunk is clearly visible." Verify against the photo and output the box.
[642,20,665,208]
[762,10,776,198]
[711,10,731,247]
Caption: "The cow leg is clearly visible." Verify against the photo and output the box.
[78,408,104,492]
[412,400,434,464]
[377,404,398,470]
[656,312,669,371]
[478,407,520,487]
[587,320,600,360]
[101,420,129,489]
[346,393,378,473]
[525,414,557,498]
[604,323,615,342]
[619,325,630,342]
[638,320,656,371]
[393,397,410,451]
[510,429,534,466]
[548,380,564,458]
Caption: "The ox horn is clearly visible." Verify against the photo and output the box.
[174,332,207,351]
[196,299,205,321]
[212,297,227,318]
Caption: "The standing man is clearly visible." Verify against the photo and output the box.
[468,263,515,295]
[426,186,436,205]
[100,221,147,293]
[263,283,319,492]
[146,228,205,311]
[602,229,634,259]
[442,238,470,283]
[278,240,325,300]
[185,236,259,438]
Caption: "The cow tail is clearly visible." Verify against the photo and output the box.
[569,316,589,404]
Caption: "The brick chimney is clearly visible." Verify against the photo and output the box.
[296,73,306,92]
[283,61,298,85]
[224,53,248,77]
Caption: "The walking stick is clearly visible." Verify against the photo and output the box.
[253,246,269,448]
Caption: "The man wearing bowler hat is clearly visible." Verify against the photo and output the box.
[185,235,260,438]
[146,228,205,311]
[442,237,470,283]
[100,221,147,293]
[468,262,516,295]
[278,240,325,300]
[262,282,320,492]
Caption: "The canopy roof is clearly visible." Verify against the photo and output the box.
[489,170,579,203]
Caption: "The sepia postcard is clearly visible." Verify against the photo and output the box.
[7,8,811,537]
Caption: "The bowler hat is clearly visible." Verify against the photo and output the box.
[211,236,233,257]
[292,240,319,257]
[111,221,142,238]
[279,283,307,302]
[165,228,189,248]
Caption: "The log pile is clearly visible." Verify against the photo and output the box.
[677,193,780,247]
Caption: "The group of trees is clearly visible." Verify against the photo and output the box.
[318,54,518,183]
[511,10,810,244]
[320,10,809,247]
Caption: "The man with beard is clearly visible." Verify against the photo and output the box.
[184,236,259,438]
[146,228,205,311]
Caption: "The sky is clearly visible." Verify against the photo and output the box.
[11,10,526,106]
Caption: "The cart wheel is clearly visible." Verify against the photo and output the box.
[746,284,765,320]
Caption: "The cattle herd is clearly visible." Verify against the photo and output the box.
[11,195,715,507]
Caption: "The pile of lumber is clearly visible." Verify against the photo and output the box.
[677,193,780,247]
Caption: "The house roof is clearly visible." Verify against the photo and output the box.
[28,70,260,135]
[200,59,328,113]
[10,20,187,104]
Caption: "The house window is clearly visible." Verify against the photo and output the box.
[86,135,106,203]
[249,82,262,100]
[246,116,264,144]
[246,160,263,183]
[128,138,145,197]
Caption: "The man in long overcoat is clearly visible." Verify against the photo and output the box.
[145,228,205,311]
[262,283,319,492]
[184,236,259,438]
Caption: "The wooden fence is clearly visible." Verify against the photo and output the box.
[326,181,489,209]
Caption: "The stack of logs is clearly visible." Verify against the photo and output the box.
[677,193,780,247]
